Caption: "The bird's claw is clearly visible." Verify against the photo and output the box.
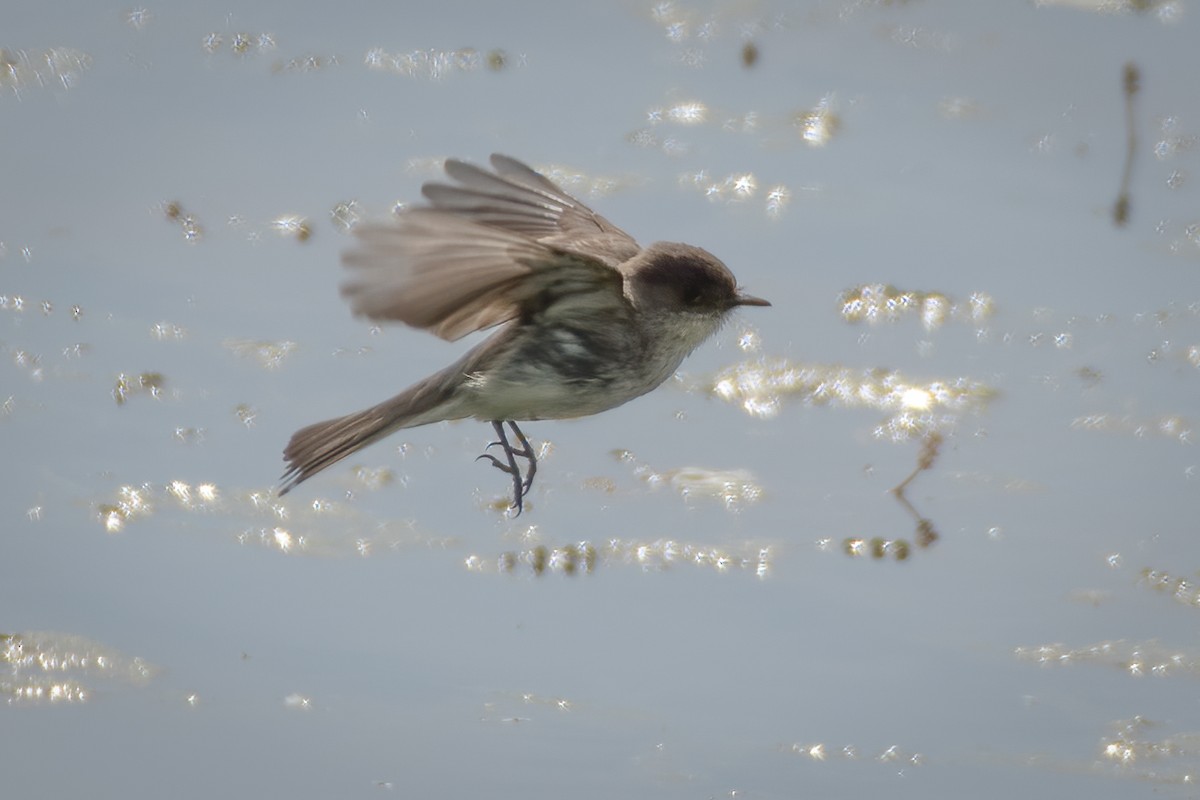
[475,453,514,475]
[477,420,538,516]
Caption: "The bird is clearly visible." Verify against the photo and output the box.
[279,154,769,514]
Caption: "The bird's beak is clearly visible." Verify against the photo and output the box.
[734,292,771,307]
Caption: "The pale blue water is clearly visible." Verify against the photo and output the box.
[3,2,1199,797]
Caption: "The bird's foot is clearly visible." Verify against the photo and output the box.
[476,420,538,515]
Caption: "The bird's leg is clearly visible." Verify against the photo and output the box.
[475,420,538,514]
[506,421,537,495]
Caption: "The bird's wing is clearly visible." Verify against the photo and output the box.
[420,154,641,267]
[341,209,628,341]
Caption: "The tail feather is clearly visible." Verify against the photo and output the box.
[278,372,461,495]
[279,408,396,495]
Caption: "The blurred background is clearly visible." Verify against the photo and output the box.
[3,1,1199,797]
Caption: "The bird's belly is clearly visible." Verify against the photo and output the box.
[465,373,641,421]
[458,321,686,422]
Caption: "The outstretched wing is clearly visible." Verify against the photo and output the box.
[422,154,640,267]
[342,210,627,341]
[341,155,638,341]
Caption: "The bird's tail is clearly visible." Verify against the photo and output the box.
[278,372,460,495]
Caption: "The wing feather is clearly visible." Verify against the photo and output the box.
[421,155,640,265]
[341,210,624,341]
[341,155,638,341]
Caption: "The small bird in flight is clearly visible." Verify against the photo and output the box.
[279,154,769,513]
